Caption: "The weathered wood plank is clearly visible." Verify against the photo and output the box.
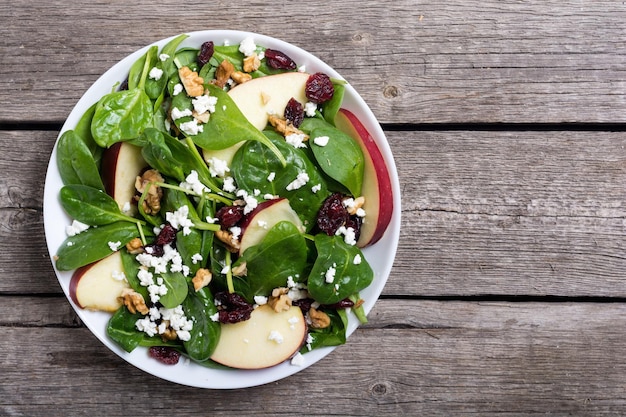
[2,299,626,416]
[1,1,625,124]
[3,129,625,296]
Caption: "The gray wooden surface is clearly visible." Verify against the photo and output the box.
[2,0,626,415]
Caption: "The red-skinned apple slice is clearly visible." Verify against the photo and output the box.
[334,108,394,247]
[203,71,310,166]
[238,198,304,255]
[210,305,306,369]
[101,141,147,214]
[69,251,129,312]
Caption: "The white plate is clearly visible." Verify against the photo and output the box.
[43,30,401,389]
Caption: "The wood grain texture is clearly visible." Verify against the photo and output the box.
[1,1,625,124]
[2,298,626,416]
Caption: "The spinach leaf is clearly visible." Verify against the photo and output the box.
[120,249,148,300]
[55,221,142,271]
[307,234,374,304]
[74,102,103,164]
[190,84,286,166]
[56,130,105,190]
[91,88,153,148]
[158,271,188,309]
[302,309,348,352]
[182,286,220,361]
[235,221,307,301]
[321,81,346,126]
[231,132,329,231]
[106,307,145,352]
[59,184,136,225]
[309,123,364,197]
[127,46,155,91]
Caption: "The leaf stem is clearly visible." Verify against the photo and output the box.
[225,251,234,293]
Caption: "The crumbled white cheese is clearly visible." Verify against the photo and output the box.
[264,193,278,200]
[135,317,157,337]
[306,333,314,351]
[179,170,209,195]
[268,330,284,344]
[335,225,357,246]
[325,265,336,283]
[207,157,230,178]
[267,172,276,182]
[66,241,74,247]
[288,316,300,329]
[159,53,170,62]
[285,133,307,148]
[236,189,258,215]
[257,220,268,228]
[353,254,362,265]
[205,216,219,224]
[121,201,132,214]
[223,176,237,193]
[111,270,126,282]
[179,119,204,136]
[298,65,307,73]
[230,226,241,241]
[65,219,89,237]
[254,295,268,305]
[311,183,322,194]
[313,136,330,147]
[291,352,305,366]
[210,312,220,322]
[221,265,231,274]
[286,172,310,191]
[191,253,203,264]
[172,83,183,96]
[239,36,257,57]
[148,67,163,81]
[192,94,218,115]
[171,107,193,121]
[108,241,122,252]
[137,268,154,286]
[304,102,317,117]
[166,205,194,236]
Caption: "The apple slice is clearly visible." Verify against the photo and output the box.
[69,251,129,312]
[101,141,147,214]
[239,198,304,255]
[203,71,310,166]
[210,305,307,369]
[334,108,394,247]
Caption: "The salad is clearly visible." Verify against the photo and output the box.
[51,32,393,371]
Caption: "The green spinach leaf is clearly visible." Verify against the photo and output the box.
[182,287,220,361]
[158,271,188,309]
[56,130,105,190]
[106,307,145,352]
[59,184,136,225]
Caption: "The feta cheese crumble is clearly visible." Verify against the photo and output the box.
[179,170,209,195]
[268,330,284,344]
[304,102,317,117]
[191,253,203,264]
[325,264,337,283]
[239,36,257,57]
[313,136,330,147]
[172,83,183,96]
[353,254,362,265]
[207,157,230,178]
[286,172,310,191]
[65,220,89,237]
[254,295,268,305]
[222,176,237,193]
[159,53,170,62]
[192,93,218,115]
[285,133,307,148]
[148,67,163,81]
[311,183,322,194]
[108,241,122,251]
[335,225,357,246]
[179,119,204,136]
[170,107,192,121]
[291,352,305,366]
[166,205,194,236]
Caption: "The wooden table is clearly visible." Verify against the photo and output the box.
[2,1,626,415]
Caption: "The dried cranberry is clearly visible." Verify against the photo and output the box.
[305,72,334,104]
[216,205,244,229]
[215,291,253,323]
[284,98,304,127]
[156,224,177,245]
[293,298,314,314]
[143,243,164,257]
[197,41,215,66]
[148,346,181,365]
[344,215,362,242]
[264,49,297,70]
[316,193,349,235]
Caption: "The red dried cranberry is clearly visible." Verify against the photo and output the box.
[293,298,314,314]
[264,49,297,70]
[215,291,254,323]
[316,193,349,236]
[284,98,304,127]
[216,205,244,229]
[156,224,177,245]
[197,41,215,66]
[148,346,181,365]
[344,215,362,242]
[305,72,334,104]
[144,243,164,257]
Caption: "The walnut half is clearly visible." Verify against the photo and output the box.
[308,307,331,329]
[120,288,149,315]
